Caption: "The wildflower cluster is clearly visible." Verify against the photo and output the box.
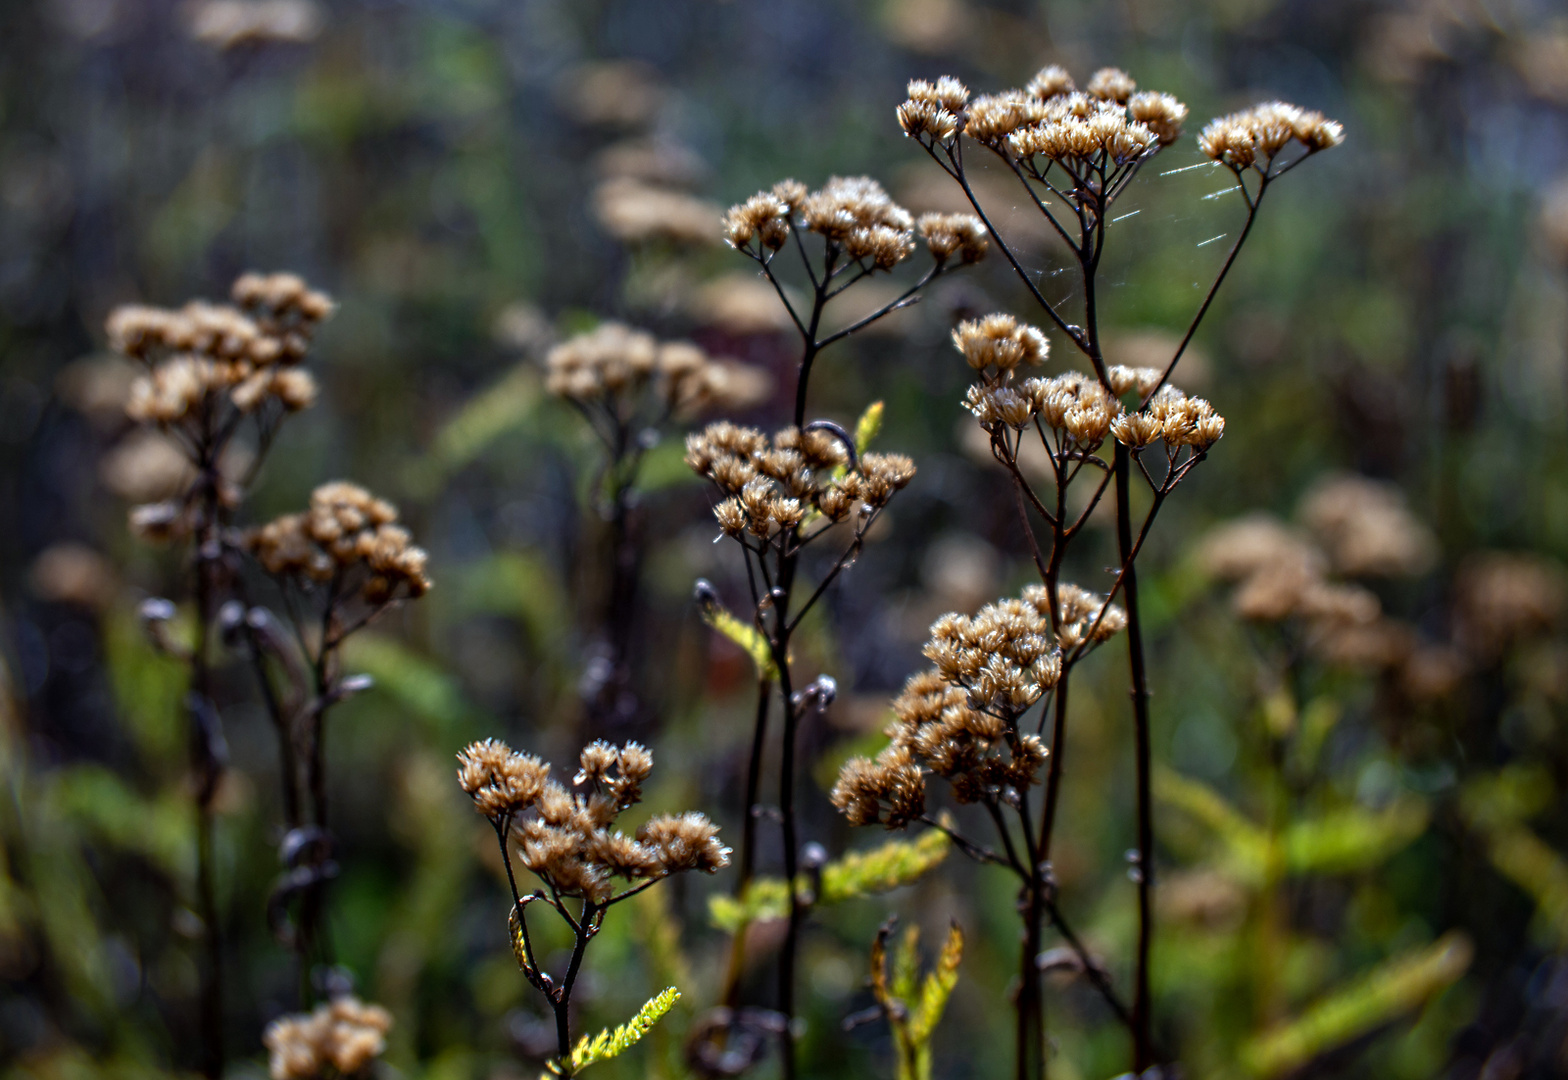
[544,321,767,418]
[247,482,431,605]
[833,584,1124,828]
[898,66,1188,202]
[1199,101,1345,173]
[459,738,726,1077]
[685,421,914,538]
[111,272,330,427]
[262,996,392,1080]
[724,175,985,271]
[457,738,729,905]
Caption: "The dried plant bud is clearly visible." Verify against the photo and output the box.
[831,746,927,828]
[964,92,1029,146]
[457,738,551,820]
[1110,411,1163,448]
[1025,65,1075,100]
[1086,67,1136,103]
[637,811,731,874]
[917,212,988,263]
[468,740,729,902]
[1128,91,1188,146]
[951,313,1050,375]
[724,191,792,250]
[898,98,960,143]
[1106,365,1165,397]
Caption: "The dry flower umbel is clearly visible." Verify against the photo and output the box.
[698,165,989,1079]
[847,62,1342,1078]
[458,738,728,1077]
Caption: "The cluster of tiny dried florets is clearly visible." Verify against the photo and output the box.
[954,315,1224,453]
[246,481,431,604]
[1198,101,1344,172]
[109,272,332,427]
[262,996,392,1080]
[456,738,729,905]
[723,175,986,269]
[685,421,915,539]
[832,585,1124,827]
[898,66,1187,173]
[543,321,768,417]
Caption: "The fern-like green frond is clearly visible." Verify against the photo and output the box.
[820,828,951,904]
[708,830,951,931]
[908,921,963,1045]
[547,987,681,1077]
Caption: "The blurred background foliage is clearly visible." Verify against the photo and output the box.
[2,0,1568,1077]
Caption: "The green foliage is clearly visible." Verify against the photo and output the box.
[709,829,950,931]
[547,987,680,1077]
[697,598,778,680]
[870,921,964,1080]
[820,825,951,905]
[1240,933,1472,1077]
[429,363,542,474]
[1156,767,1428,883]
[1460,771,1568,947]
[854,400,884,455]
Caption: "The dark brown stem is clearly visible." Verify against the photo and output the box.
[1114,443,1155,1071]
[721,676,773,1009]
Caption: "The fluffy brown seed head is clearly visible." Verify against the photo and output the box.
[1129,91,1188,146]
[1086,67,1136,103]
[951,314,1050,375]
[917,212,989,263]
[1025,65,1075,100]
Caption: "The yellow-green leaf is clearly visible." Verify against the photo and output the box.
[908,921,963,1045]
[698,602,777,680]
[1240,933,1472,1078]
[855,400,885,455]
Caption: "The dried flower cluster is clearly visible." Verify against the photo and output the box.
[1199,101,1345,172]
[955,316,1224,454]
[247,481,431,604]
[833,583,1125,827]
[685,421,914,537]
[262,996,392,1080]
[1456,553,1568,657]
[544,322,768,417]
[111,272,331,426]
[724,175,984,271]
[457,738,729,904]
[898,67,1188,183]
[1297,474,1437,578]
[591,176,723,247]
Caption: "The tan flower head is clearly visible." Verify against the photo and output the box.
[1199,101,1343,171]
[951,313,1049,376]
[263,996,392,1080]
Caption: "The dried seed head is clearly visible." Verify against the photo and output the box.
[1199,101,1343,170]
[917,212,989,263]
[264,996,392,1080]
[1025,65,1075,100]
[1086,67,1136,103]
[951,313,1050,374]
